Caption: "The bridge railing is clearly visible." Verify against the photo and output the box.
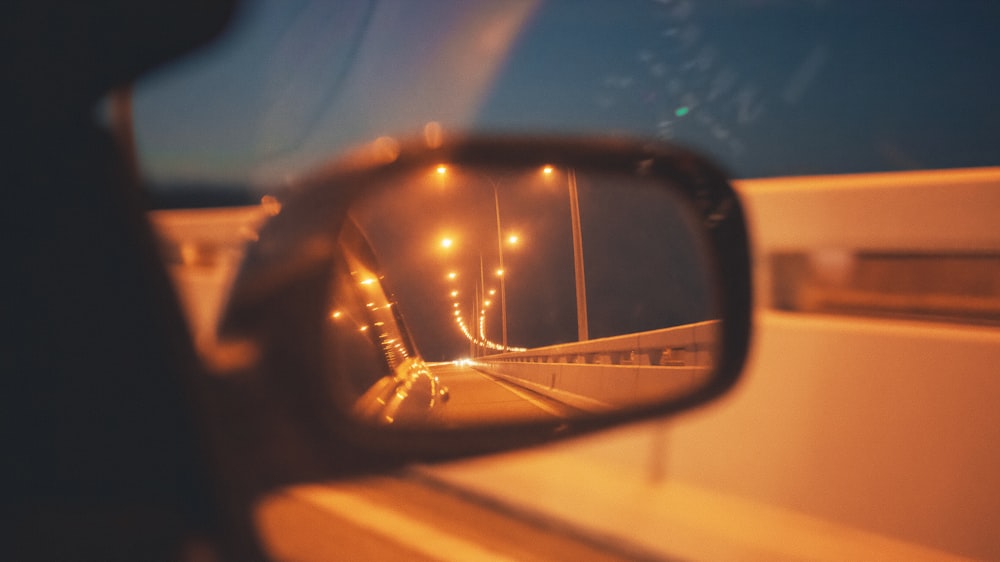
[472,320,720,413]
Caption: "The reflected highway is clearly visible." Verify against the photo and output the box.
[427,362,582,427]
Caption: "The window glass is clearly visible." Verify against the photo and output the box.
[132,0,1000,198]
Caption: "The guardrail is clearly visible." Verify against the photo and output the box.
[472,320,720,413]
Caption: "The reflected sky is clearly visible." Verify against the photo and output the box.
[133,0,1000,191]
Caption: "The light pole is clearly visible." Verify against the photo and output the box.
[566,168,588,341]
[544,165,588,341]
[490,180,511,350]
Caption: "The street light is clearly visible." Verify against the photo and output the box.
[447,284,526,355]
[436,170,515,349]
[439,234,491,354]
[543,164,588,341]
[489,180,511,348]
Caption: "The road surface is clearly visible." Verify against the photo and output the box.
[425,362,583,427]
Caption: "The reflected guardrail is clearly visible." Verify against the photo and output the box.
[473,320,720,413]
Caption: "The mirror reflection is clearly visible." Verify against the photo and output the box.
[323,164,720,428]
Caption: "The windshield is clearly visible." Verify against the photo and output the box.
[131,0,1000,200]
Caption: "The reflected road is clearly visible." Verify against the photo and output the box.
[427,362,581,427]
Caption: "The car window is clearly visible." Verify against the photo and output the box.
[131,0,1000,200]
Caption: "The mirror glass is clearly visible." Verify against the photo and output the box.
[322,164,720,428]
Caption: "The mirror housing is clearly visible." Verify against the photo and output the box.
[213,135,751,463]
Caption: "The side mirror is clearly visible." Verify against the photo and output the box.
[214,135,751,460]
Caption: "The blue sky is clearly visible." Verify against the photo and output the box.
[133,0,1000,190]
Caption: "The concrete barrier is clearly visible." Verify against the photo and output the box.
[474,320,719,412]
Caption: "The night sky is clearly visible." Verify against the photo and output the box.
[133,0,1000,188]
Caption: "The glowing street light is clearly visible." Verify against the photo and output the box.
[434,165,524,349]
[442,169,512,347]
[440,237,454,249]
[447,271,457,281]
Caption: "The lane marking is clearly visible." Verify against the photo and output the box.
[285,484,519,562]
[477,372,568,417]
